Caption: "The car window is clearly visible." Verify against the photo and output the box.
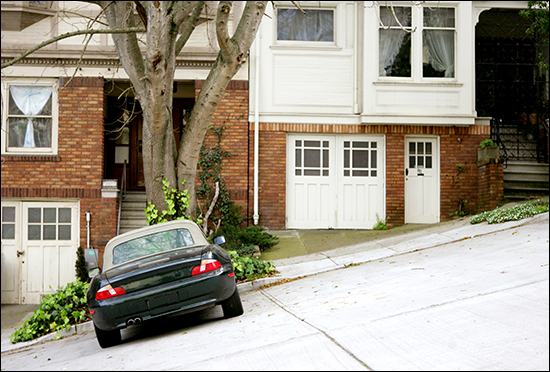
[113,228,195,266]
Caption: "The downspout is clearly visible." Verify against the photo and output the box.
[253,32,261,225]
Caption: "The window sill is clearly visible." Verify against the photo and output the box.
[373,80,463,87]
[2,154,61,162]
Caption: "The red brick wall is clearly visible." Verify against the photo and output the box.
[195,80,250,222]
[477,159,504,212]
[1,77,117,264]
[244,123,493,229]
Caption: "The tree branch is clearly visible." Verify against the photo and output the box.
[1,27,145,69]
[216,1,233,61]
[175,1,206,56]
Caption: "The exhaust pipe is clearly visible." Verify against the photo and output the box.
[126,317,142,326]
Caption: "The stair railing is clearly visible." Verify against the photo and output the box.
[117,160,127,235]
[491,118,509,169]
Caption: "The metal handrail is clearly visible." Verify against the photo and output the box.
[116,160,127,235]
[491,118,509,169]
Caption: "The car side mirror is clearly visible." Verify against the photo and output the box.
[88,267,102,278]
[214,235,226,246]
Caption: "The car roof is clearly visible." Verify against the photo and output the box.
[102,220,209,271]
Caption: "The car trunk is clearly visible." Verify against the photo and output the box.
[104,246,206,294]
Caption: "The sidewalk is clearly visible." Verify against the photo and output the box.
[2,198,548,353]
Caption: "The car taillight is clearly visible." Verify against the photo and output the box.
[191,259,221,276]
[96,284,126,300]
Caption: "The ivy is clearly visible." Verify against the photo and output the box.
[145,179,202,225]
[10,280,91,343]
[227,251,276,282]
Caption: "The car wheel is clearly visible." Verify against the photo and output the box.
[94,323,121,348]
[221,287,244,318]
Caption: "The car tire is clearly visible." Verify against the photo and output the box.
[221,287,244,318]
[94,323,121,348]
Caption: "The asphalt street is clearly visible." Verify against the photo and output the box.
[1,213,548,370]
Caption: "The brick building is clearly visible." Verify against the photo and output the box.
[2,1,545,304]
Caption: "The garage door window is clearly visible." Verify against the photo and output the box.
[28,207,72,241]
[343,141,378,177]
[2,206,16,240]
[295,140,330,176]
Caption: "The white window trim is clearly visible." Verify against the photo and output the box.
[273,4,338,49]
[1,78,59,156]
[377,2,458,83]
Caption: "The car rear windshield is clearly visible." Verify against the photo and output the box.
[113,228,195,266]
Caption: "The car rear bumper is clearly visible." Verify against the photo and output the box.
[90,269,236,331]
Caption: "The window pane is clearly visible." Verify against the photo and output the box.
[44,208,56,223]
[277,8,334,41]
[409,156,416,168]
[424,8,455,28]
[418,156,424,168]
[371,170,378,177]
[323,170,329,177]
[43,225,56,240]
[304,140,320,147]
[425,142,432,155]
[58,225,71,240]
[295,149,302,167]
[371,142,377,149]
[353,170,369,177]
[353,141,369,148]
[2,224,15,240]
[296,140,302,147]
[418,142,424,154]
[380,6,411,27]
[304,169,321,176]
[353,150,369,168]
[409,142,416,155]
[423,30,454,77]
[2,207,15,222]
[28,208,41,223]
[304,149,320,168]
[8,118,52,148]
[379,30,411,77]
[371,150,377,168]
[28,225,41,240]
[295,169,302,176]
[344,150,350,168]
[58,208,71,223]
[323,150,329,168]
[426,156,432,169]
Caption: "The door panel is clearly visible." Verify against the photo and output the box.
[1,202,21,304]
[405,137,440,224]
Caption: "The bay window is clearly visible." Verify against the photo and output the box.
[379,5,456,79]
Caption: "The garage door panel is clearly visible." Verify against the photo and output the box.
[288,134,385,229]
[60,244,77,285]
[44,245,60,292]
[27,245,43,293]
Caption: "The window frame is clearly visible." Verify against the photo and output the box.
[274,5,338,48]
[377,3,457,82]
[1,78,59,156]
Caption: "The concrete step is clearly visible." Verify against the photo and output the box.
[503,161,549,196]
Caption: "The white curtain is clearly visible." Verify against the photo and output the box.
[424,30,454,77]
[9,85,52,147]
[278,9,333,41]
[379,29,406,76]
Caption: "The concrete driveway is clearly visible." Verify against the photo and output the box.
[1,212,548,370]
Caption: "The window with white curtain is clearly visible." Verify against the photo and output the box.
[277,8,334,42]
[1,80,58,155]
[379,5,456,79]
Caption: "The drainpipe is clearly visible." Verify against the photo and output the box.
[85,211,91,249]
[253,32,261,225]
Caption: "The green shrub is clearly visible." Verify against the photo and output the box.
[10,280,90,343]
[228,251,276,282]
[218,225,279,252]
[373,213,388,230]
[479,139,496,148]
[145,179,202,225]
[470,199,549,224]
[75,246,90,283]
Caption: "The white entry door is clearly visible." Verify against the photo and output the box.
[405,136,440,224]
[287,134,385,229]
[1,201,79,304]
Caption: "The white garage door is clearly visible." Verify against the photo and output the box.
[1,201,79,304]
[287,134,385,229]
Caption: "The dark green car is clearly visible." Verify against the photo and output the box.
[87,220,243,348]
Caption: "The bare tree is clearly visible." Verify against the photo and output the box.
[2,1,266,219]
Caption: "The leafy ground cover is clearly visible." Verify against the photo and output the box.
[10,280,91,343]
[470,199,549,224]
